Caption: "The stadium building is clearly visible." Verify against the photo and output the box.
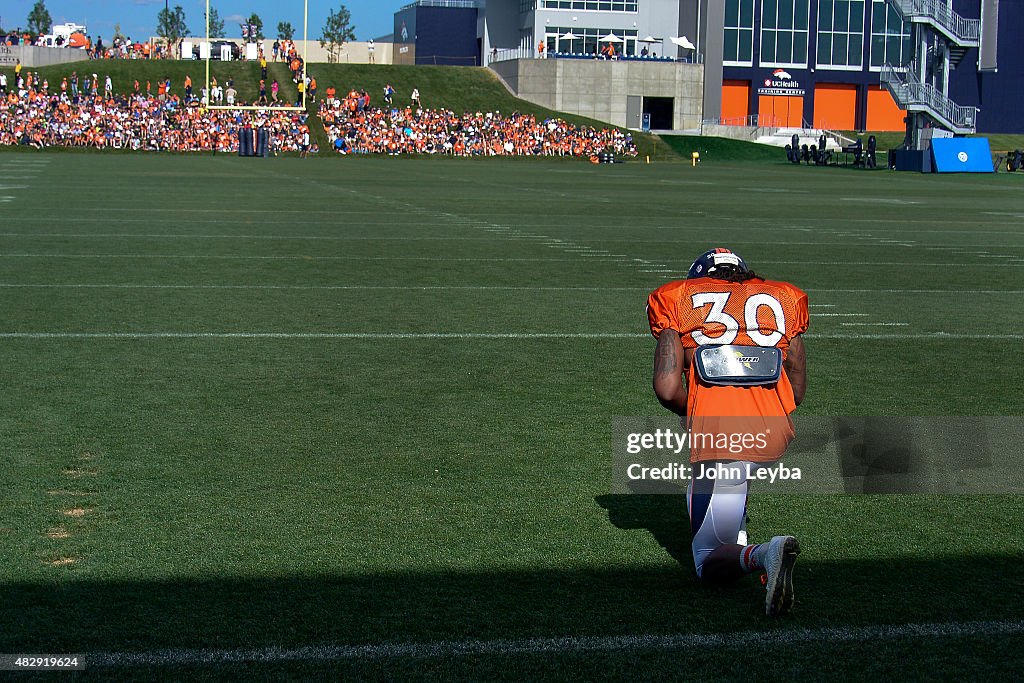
[397,0,1022,135]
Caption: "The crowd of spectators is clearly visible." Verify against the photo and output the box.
[4,31,171,59]
[1,67,637,158]
[319,88,637,158]
[0,76,312,153]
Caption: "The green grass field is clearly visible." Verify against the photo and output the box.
[1,151,1023,680]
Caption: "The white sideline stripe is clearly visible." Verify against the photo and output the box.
[4,254,1019,268]
[805,289,1024,294]
[0,332,648,340]
[840,198,920,205]
[0,284,647,292]
[750,260,1024,267]
[1,224,1019,236]
[9,255,1015,270]
[0,286,943,299]
[86,619,1024,667]
[0,332,1022,341]
[0,254,585,262]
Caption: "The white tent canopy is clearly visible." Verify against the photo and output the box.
[639,35,659,43]
[599,33,624,42]
[560,31,579,40]
[669,35,696,49]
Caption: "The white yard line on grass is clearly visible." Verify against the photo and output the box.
[5,254,1021,268]
[86,619,1024,667]
[0,284,649,292]
[0,254,584,262]
[0,332,1022,340]
[806,289,1024,294]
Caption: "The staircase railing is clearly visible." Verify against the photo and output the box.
[889,0,980,45]
[880,63,978,132]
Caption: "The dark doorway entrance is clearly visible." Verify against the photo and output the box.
[642,97,674,130]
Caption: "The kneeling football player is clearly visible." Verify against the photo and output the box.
[647,248,808,616]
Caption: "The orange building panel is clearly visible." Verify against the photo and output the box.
[813,83,857,130]
[757,95,803,128]
[721,80,751,125]
[866,86,907,131]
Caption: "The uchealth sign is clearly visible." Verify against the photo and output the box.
[757,68,805,97]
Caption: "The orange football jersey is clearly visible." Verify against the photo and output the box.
[647,276,809,462]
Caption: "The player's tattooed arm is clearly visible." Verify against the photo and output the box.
[784,334,807,406]
[652,329,688,416]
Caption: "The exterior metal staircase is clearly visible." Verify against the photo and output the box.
[880,64,978,134]
[889,0,980,47]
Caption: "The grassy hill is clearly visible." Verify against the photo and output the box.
[660,134,785,163]
[0,59,678,160]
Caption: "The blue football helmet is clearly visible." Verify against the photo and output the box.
[687,248,749,279]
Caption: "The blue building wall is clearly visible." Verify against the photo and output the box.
[948,0,1024,134]
[396,5,479,67]
[393,6,417,47]
[721,1,1024,133]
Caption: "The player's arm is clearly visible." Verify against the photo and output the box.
[784,334,807,406]
[652,329,688,416]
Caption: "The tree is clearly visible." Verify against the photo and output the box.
[277,21,295,41]
[26,0,52,36]
[112,23,126,43]
[156,5,189,49]
[205,6,225,39]
[319,4,355,64]
[244,13,264,42]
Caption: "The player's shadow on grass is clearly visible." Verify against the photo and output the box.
[595,491,691,566]
[4,554,1024,660]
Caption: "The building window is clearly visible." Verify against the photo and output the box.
[869,0,911,68]
[816,0,865,69]
[760,0,809,67]
[540,1,639,11]
[545,26,638,56]
[520,0,535,12]
[724,0,755,65]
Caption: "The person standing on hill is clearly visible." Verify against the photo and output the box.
[411,87,421,109]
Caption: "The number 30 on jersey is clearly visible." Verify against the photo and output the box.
[691,292,786,347]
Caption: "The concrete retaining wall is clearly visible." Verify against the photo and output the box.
[700,124,760,141]
[490,58,703,131]
[254,40,394,65]
[0,45,90,68]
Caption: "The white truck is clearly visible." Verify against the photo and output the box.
[36,22,87,48]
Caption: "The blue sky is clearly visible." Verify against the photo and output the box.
[1,1,397,42]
